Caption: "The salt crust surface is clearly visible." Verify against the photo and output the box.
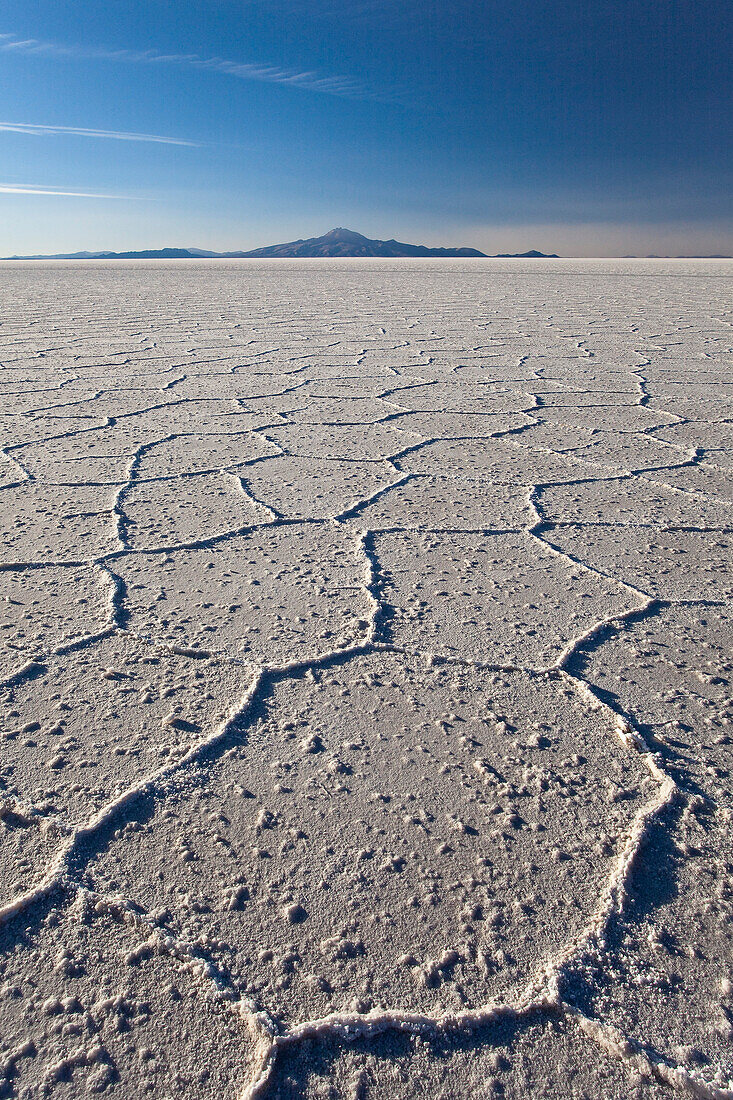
[0,258,731,1098]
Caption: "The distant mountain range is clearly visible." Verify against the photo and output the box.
[236,227,490,257]
[4,227,559,260]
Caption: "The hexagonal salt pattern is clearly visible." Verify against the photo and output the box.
[0,258,730,1099]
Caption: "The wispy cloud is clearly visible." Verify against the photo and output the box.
[0,183,143,198]
[0,121,200,145]
[0,31,385,101]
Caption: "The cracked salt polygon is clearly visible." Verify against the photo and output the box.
[389,409,532,439]
[646,395,733,422]
[537,405,676,433]
[17,424,165,483]
[538,389,640,407]
[133,402,274,435]
[122,470,272,548]
[241,456,398,520]
[397,438,583,480]
[0,412,105,449]
[0,483,118,562]
[553,431,693,472]
[0,632,255,835]
[297,378,422,400]
[399,361,535,383]
[579,603,733,820]
[276,397,395,424]
[85,653,652,1026]
[642,461,733,504]
[536,476,727,527]
[545,526,733,601]
[132,431,278,480]
[392,383,530,415]
[0,388,102,417]
[259,422,424,460]
[114,526,372,662]
[350,475,532,530]
[647,380,733,400]
[45,392,204,422]
[650,422,733,469]
[378,530,640,667]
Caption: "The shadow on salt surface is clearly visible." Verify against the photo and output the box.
[83,653,652,1029]
[0,457,23,492]
[0,894,256,1099]
[0,805,65,914]
[563,604,733,1085]
[270,1009,667,1099]
[565,801,733,1091]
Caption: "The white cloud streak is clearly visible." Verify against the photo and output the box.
[0,31,383,101]
[0,121,200,145]
[0,184,143,198]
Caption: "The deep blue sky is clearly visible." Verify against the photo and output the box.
[1,0,731,255]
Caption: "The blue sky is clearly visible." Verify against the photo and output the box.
[0,0,731,255]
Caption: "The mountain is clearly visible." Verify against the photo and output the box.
[2,229,561,260]
[495,249,559,258]
[236,227,486,257]
[4,247,209,260]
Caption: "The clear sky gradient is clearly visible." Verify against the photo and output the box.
[1,0,731,256]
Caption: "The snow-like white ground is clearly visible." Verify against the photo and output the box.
[0,258,731,1099]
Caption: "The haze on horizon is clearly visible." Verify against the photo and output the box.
[0,0,731,258]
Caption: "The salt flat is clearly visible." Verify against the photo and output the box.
[0,258,731,1099]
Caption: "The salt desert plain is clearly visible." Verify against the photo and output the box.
[0,257,731,1099]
